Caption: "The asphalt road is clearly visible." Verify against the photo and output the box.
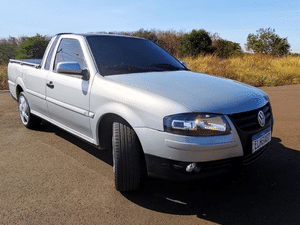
[0,85,300,225]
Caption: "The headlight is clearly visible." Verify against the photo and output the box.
[163,113,231,136]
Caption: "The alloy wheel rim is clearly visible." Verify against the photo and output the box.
[19,95,29,125]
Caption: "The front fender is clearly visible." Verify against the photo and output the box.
[91,101,147,146]
[89,73,191,146]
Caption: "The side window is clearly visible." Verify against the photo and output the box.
[54,38,87,72]
[44,36,60,70]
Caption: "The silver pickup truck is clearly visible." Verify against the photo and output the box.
[8,33,274,192]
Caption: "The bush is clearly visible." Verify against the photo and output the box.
[0,44,16,65]
[15,34,50,59]
[132,29,158,43]
[179,29,212,57]
[212,39,242,58]
[155,30,185,57]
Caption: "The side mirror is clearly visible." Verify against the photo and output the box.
[56,62,83,75]
[181,61,187,67]
[56,62,89,80]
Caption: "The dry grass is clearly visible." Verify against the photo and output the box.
[184,54,300,87]
[0,65,8,90]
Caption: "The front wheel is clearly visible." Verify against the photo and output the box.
[112,120,142,192]
[18,92,41,129]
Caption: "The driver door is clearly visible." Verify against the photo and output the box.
[46,38,93,141]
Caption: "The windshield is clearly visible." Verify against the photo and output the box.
[86,36,187,76]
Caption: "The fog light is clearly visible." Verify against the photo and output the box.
[186,163,201,173]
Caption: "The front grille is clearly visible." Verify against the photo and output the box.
[228,102,273,156]
[229,102,272,131]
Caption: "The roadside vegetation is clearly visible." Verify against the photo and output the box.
[185,54,300,87]
[0,29,299,90]
[0,65,8,90]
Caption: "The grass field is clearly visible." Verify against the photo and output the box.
[0,54,299,90]
[184,54,300,87]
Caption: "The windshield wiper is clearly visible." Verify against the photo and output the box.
[150,63,185,71]
[105,65,149,71]
[103,65,161,75]
[103,64,185,76]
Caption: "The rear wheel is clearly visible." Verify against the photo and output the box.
[18,92,41,129]
[112,120,141,192]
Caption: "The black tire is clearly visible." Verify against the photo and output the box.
[112,120,141,192]
[18,92,41,129]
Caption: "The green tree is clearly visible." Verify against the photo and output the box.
[15,34,50,59]
[0,44,16,65]
[179,29,212,57]
[212,39,242,58]
[246,28,290,56]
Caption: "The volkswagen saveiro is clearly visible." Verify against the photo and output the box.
[8,33,274,192]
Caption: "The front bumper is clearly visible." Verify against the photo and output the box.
[144,144,268,181]
[135,103,274,181]
[135,115,245,180]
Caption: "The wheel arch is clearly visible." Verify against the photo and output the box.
[16,85,23,100]
[98,113,119,150]
[97,112,147,177]
[15,77,26,100]
[97,113,143,151]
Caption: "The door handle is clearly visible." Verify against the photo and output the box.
[46,81,54,89]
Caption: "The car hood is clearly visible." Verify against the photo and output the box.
[106,71,268,115]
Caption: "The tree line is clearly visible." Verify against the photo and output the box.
[0,34,50,64]
[0,28,292,65]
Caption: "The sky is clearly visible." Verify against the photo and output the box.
[1,0,299,53]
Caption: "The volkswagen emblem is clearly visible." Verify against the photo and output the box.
[258,111,265,127]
